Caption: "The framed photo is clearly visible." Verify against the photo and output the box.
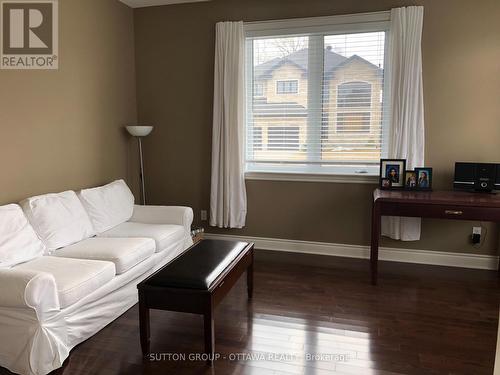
[405,170,418,189]
[380,159,406,189]
[380,178,392,190]
[415,168,433,190]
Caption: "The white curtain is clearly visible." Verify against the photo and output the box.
[381,6,425,241]
[210,21,247,229]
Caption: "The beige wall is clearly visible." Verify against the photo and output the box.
[134,0,500,255]
[0,0,138,204]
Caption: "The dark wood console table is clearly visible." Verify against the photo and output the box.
[370,189,500,285]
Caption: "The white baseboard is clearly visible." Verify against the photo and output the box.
[204,233,499,271]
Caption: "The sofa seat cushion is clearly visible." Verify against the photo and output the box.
[99,222,185,253]
[53,237,155,274]
[14,256,116,308]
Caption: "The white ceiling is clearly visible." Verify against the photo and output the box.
[119,0,210,8]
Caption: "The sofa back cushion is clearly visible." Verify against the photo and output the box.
[0,204,45,268]
[20,191,95,252]
[77,179,135,234]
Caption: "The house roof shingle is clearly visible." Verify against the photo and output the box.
[254,47,380,80]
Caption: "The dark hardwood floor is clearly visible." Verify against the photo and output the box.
[3,250,500,375]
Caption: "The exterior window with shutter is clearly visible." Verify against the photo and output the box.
[276,80,299,94]
[334,82,372,134]
[254,82,264,97]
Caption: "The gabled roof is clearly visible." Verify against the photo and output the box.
[328,54,382,75]
[254,48,381,80]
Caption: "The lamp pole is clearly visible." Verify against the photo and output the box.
[138,137,146,205]
[126,126,154,205]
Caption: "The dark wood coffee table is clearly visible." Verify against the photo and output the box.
[137,239,254,365]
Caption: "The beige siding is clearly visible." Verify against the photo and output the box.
[262,63,308,106]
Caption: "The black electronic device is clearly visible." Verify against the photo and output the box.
[454,162,500,192]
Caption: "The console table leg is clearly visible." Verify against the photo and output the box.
[139,293,150,357]
[497,247,500,277]
[370,202,381,285]
[247,252,254,299]
[204,301,215,366]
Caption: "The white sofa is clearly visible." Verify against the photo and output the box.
[0,180,193,375]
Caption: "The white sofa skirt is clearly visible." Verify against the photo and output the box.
[0,234,193,375]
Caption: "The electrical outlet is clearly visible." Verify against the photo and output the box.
[201,210,208,221]
[472,226,482,245]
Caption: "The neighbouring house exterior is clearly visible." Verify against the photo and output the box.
[249,47,384,163]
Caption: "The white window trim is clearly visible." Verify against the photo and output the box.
[275,79,299,95]
[245,11,390,37]
[245,171,379,184]
[245,162,381,182]
[244,11,391,183]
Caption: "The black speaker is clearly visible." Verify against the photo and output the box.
[454,163,476,190]
[475,164,495,191]
[454,162,500,192]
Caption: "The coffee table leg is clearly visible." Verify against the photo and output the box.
[247,253,254,299]
[139,292,150,356]
[204,300,215,366]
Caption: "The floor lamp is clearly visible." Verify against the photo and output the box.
[126,125,153,205]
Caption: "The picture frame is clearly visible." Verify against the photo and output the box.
[404,170,418,190]
[415,167,433,190]
[379,159,406,189]
[380,178,392,190]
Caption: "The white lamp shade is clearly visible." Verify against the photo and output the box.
[126,125,153,137]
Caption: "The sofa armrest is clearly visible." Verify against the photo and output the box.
[0,269,60,313]
[130,205,194,233]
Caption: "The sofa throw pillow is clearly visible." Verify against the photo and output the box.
[0,204,46,268]
[20,191,95,252]
[77,179,135,234]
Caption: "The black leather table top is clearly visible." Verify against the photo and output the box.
[145,240,249,290]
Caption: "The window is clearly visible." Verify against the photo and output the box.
[336,112,371,133]
[245,12,390,176]
[337,82,372,108]
[254,82,264,97]
[267,126,300,151]
[276,80,299,94]
[335,82,372,134]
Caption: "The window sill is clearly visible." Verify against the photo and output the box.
[245,171,379,184]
